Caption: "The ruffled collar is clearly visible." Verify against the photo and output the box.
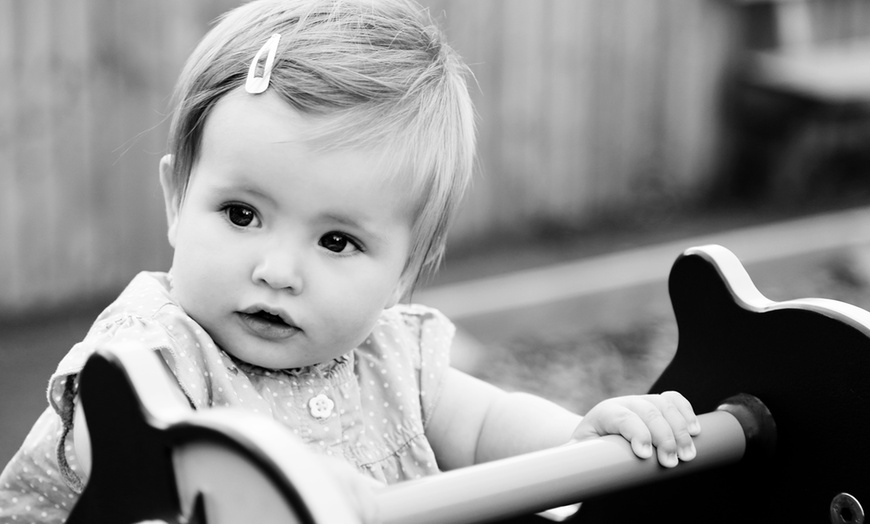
[227,350,353,381]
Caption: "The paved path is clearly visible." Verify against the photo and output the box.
[417,206,870,321]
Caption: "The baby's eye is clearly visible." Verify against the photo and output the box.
[222,204,260,228]
[319,232,362,254]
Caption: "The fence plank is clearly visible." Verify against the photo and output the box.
[47,0,93,304]
[0,1,16,303]
[16,0,57,306]
[546,1,592,218]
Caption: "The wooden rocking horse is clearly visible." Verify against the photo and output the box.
[66,244,870,523]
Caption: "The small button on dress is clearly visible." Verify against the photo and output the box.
[308,394,335,419]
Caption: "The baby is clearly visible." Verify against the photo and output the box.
[0,0,699,521]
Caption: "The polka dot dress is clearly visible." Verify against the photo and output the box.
[0,271,454,522]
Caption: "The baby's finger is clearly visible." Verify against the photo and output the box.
[654,392,698,462]
[636,403,679,467]
[615,412,654,460]
[660,391,701,435]
[657,401,696,462]
[612,399,677,462]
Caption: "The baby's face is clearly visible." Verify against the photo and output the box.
[164,88,413,369]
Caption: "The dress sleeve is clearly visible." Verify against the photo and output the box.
[49,314,205,414]
[0,408,77,523]
[401,305,456,427]
[44,312,213,493]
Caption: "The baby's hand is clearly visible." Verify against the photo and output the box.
[572,391,700,468]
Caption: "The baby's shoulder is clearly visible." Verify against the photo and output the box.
[49,272,214,409]
[93,271,178,323]
[78,271,202,351]
[361,303,455,365]
[377,303,455,337]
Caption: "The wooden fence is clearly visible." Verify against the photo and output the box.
[1,0,741,315]
[430,0,738,241]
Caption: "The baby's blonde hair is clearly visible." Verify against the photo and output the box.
[166,0,476,293]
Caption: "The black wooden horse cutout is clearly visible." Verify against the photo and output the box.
[66,244,870,523]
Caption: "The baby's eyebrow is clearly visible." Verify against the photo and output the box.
[216,183,277,205]
[322,212,368,231]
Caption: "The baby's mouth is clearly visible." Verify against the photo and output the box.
[250,310,287,326]
[238,308,300,339]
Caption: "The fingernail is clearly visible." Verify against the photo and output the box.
[666,451,678,467]
[689,421,701,434]
[640,442,652,457]
[679,444,696,461]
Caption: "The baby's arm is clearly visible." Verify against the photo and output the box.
[427,369,583,469]
[426,368,699,470]
[73,395,93,475]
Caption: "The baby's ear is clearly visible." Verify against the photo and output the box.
[158,155,180,248]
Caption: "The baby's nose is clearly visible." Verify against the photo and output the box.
[251,248,304,293]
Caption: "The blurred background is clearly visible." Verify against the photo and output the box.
[3,0,870,467]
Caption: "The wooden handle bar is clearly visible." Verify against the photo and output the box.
[377,397,772,524]
[76,349,776,524]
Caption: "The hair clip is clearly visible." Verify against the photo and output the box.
[245,33,281,94]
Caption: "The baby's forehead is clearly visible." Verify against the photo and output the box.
[204,88,382,151]
[204,88,312,143]
[212,88,420,174]
[195,89,418,191]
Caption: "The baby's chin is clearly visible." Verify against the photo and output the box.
[224,348,309,371]
[218,341,341,372]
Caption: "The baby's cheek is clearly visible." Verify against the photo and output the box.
[331,306,383,349]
